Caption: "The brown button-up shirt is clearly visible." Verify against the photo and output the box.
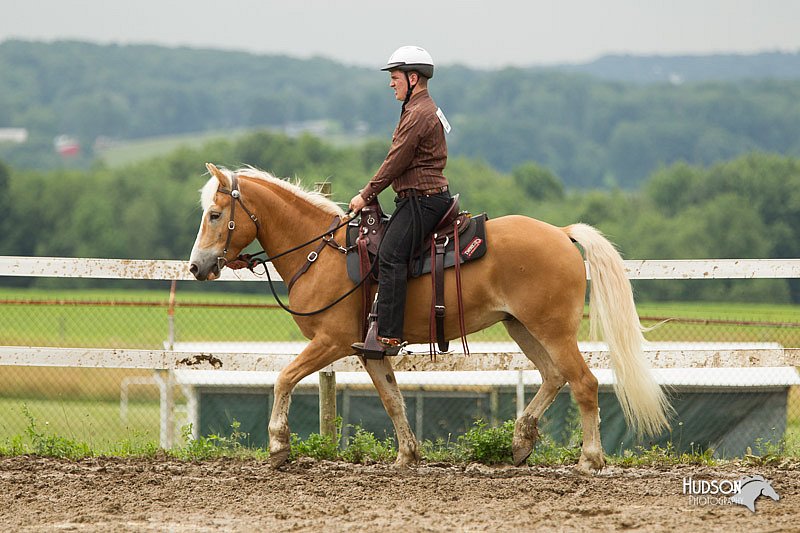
[360,88,448,203]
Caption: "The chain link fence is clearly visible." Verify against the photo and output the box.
[1,277,798,458]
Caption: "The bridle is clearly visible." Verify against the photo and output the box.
[211,172,375,316]
[216,172,261,271]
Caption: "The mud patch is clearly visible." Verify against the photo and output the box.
[1,457,797,531]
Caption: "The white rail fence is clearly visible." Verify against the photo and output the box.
[3,256,799,372]
[1,256,799,447]
[3,256,799,281]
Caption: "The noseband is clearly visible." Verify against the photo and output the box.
[216,173,261,270]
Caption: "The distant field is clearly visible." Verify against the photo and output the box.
[97,128,256,167]
[0,287,302,348]
[635,301,800,346]
[1,287,798,347]
[97,125,370,168]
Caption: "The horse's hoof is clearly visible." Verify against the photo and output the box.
[576,455,605,476]
[269,448,290,468]
[512,441,534,467]
[512,417,538,467]
[394,452,419,468]
[575,463,598,476]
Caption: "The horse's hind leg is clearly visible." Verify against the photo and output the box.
[542,337,605,474]
[361,357,420,466]
[504,319,566,466]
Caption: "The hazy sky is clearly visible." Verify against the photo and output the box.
[2,0,798,68]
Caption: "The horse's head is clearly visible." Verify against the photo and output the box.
[189,163,261,280]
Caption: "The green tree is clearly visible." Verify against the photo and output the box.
[644,162,704,217]
[511,162,564,201]
[0,160,10,251]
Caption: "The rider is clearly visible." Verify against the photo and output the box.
[350,45,452,356]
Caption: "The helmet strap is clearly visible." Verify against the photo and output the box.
[401,71,417,115]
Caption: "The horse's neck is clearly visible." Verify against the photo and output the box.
[250,181,337,279]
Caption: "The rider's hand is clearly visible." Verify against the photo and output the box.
[349,193,367,214]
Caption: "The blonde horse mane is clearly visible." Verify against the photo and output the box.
[200,166,345,217]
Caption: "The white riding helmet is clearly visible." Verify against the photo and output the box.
[381,46,434,79]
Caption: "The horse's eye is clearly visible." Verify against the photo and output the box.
[209,211,221,221]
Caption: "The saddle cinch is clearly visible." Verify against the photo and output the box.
[346,194,488,357]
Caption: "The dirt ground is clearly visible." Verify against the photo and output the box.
[0,456,797,532]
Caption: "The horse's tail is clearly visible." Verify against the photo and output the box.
[564,223,672,437]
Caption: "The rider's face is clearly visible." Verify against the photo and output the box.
[389,70,418,101]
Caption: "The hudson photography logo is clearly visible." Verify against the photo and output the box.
[683,475,780,512]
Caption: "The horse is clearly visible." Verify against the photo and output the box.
[189,163,672,474]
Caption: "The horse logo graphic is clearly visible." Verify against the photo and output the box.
[729,475,780,512]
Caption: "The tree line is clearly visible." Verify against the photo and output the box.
[1,130,798,302]
[2,40,800,190]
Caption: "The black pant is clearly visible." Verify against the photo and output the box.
[377,191,452,339]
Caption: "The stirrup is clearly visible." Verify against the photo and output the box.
[351,337,406,358]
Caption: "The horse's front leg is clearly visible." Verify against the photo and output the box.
[361,356,420,466]
[269,339,341,468]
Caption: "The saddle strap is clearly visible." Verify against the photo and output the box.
[429,238,439,355]
[433,238,448,353]
[358,237,372,338]
[429,221,471,356]
[453,223,469,356]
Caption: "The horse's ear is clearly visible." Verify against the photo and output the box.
[206,163,231,190]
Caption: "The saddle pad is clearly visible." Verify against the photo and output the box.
[346,213,488,283]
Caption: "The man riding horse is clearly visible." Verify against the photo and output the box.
[350,45,453,357]
[189,48,671,474]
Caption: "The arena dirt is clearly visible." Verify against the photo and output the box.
[1,456,797,532]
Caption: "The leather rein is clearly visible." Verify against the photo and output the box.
[215,174,376,316]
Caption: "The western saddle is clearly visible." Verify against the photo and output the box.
[351,194,474,359]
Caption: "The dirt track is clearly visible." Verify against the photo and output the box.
[1,456,797,532]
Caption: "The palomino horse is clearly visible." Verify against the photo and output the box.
[189,163,671,474]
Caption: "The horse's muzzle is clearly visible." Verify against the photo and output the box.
[188,261,220,281]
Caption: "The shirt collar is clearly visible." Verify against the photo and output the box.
[407,87,429,105]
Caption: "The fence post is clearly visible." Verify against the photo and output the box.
[159,279,178,448]
[315,182,338,440]
[319,367,338,439]
[167,280,177,350]
[156,369,175,449]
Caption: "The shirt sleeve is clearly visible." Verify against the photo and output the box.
[360,110,427,202]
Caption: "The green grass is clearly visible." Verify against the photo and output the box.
[0,398,162,452]
[1,287,797,347]
[636,301,800,322]
[5,416,795,466]
[637,301,800,345]
[0,287,303,347]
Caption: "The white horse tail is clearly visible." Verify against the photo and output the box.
[564,223,672,437]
